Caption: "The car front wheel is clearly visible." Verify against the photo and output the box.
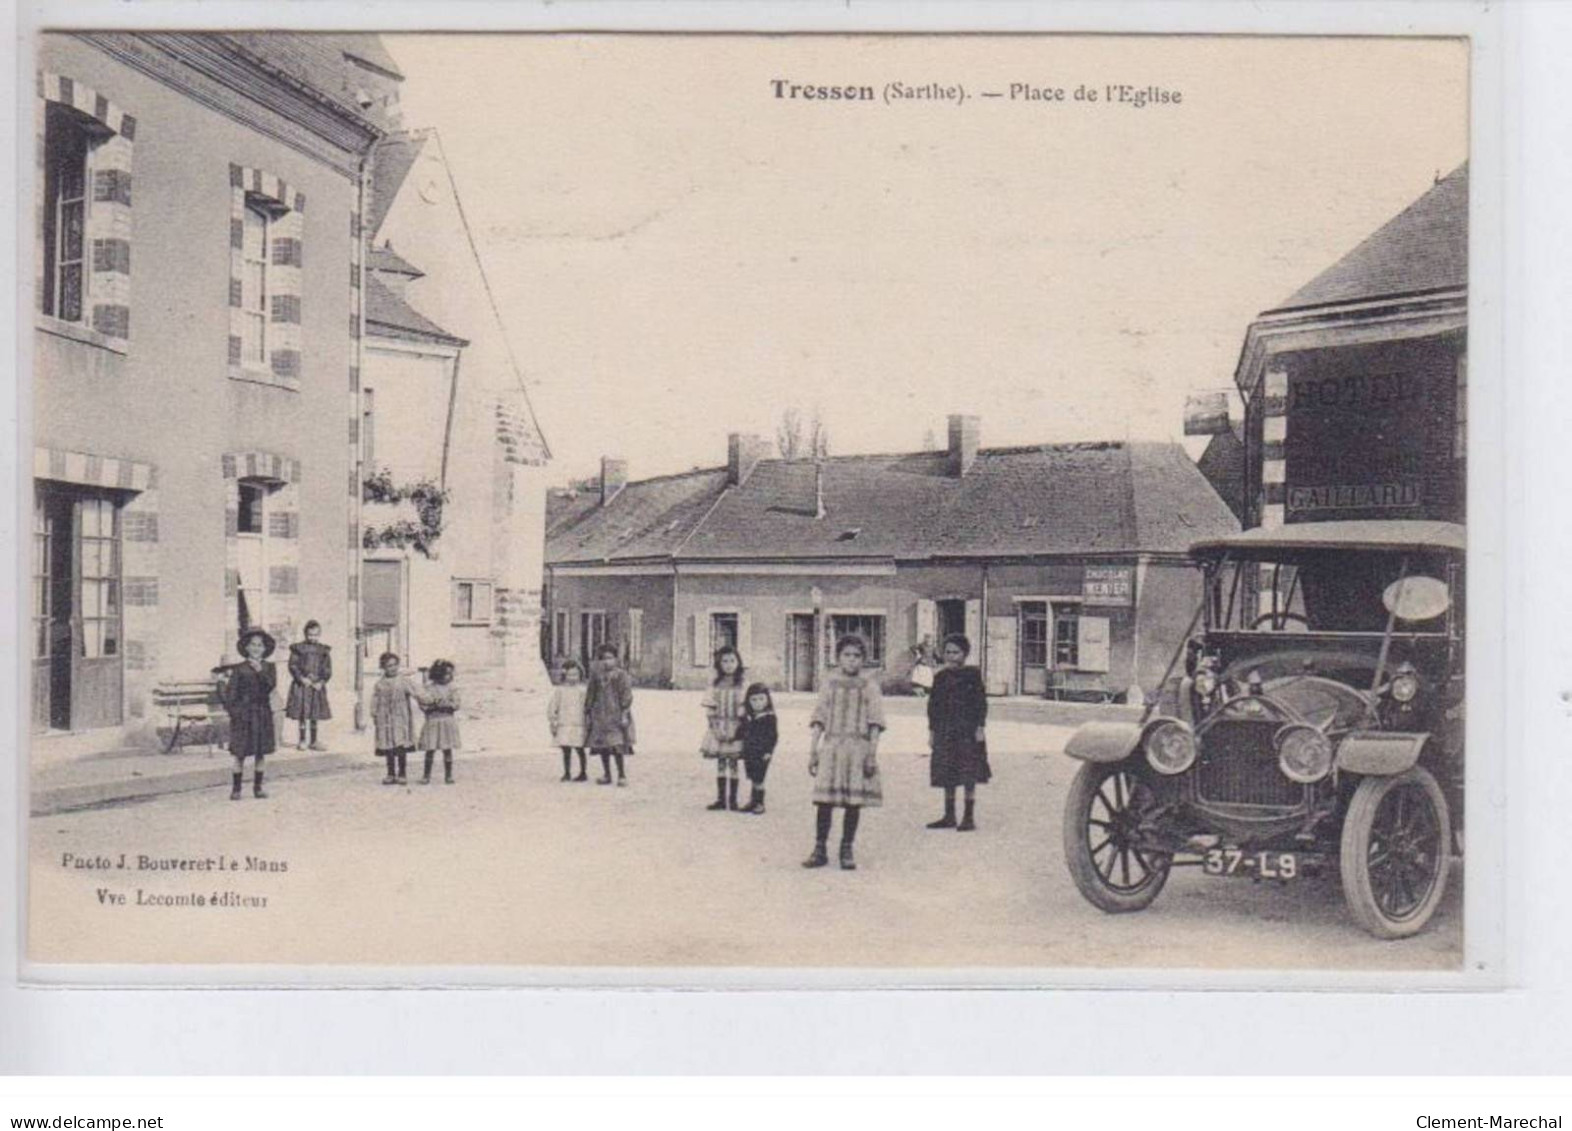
[1339,766,1452,939]
[1063,760,1171,913]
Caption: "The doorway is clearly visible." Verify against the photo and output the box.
[786,613,816,691]
[32,484,124,733]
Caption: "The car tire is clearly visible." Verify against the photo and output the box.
[1339,765,1451,940]
[1063,760,1171,914]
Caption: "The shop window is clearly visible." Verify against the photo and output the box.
[452,579,494,625]
[828,613,885,666]
[1020,603,1050,668]
[42,103,98,323]
[78,497,121,659]
[1053,611,1079,669]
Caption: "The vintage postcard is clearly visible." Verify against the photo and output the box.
[20,30,1477,979]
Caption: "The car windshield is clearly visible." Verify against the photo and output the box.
[1207,550,1453,636]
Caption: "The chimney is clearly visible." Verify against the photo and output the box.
[727,432,771,486]
[600,457,628,506]
[947,415,980,477]
[814,460,827,519]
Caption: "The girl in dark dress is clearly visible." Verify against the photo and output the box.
[285,619,332,750]
[222,628,278,801]
[584,643,634,786]
[926,633,991,831]
[738,682,778,815]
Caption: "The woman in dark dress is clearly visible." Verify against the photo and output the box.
[222,627,278,801]
[926,633,991,831]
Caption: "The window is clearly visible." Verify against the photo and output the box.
[1019,603,1049,668]
[552,609,570,658]
[237,481,265,535]
[709,612,739,658]
[43,103,95,323]
[1454,354,1467,460]
[452,579,494,625]
[78,497,120,659]
[362,388,376,468]
[828,613,885,666]
[579,611,607,664]
[1053,611,1079,669]
[32,496,53,660]
[627,607,644,665]
[240,200,271,365]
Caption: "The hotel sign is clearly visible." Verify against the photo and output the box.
[1083,565,1134,607]
[1287,483,1421,513]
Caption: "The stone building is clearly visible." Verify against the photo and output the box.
[545,418,1238,699]
[30,34,384,751]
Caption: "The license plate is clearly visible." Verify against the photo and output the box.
[1202,847,1301,880]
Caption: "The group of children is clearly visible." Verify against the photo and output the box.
[225,618,992,870]
[546,630,991,872]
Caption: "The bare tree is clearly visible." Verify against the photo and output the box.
[777,405,830,459]
[808,405,830,458]
[776,407,805,459]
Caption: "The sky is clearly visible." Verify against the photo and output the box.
[388,33,1468,483]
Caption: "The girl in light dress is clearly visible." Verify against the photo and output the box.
[416,659,461,785]
[549,659,590,782]
[701,645,748,811]
[805,634,887,871]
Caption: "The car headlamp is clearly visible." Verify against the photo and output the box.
[1144,720,1197,775]
[1390,663,1420,704]
[1276,724,1333,784]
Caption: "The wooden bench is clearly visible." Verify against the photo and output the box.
[152,680,227,753]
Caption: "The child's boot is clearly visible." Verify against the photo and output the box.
[422,752,435,784]
[309,722,327,752]
[727,776,741,811]
[444,752,454,784]
[230,772,244,801]
[927,790,958,830]
[802,841,829,868]
[396,750,408,784]
[753,788,765,815]
[560,750,572,782]
[575,751,588,782]
[958,798,977,832]
[252,770,267,800]
[707,775,728,811]
[839,842,856,870]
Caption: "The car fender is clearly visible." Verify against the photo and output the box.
[1063,720,1143,763]
[1064,717,1187,764]
[1336,731,1429,776]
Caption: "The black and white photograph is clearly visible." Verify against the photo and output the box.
[20,28,1477,976]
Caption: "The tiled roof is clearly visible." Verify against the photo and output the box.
[550,442,1237,566]
[222,33,394,128]
[364,273,466,346]
[1275,163,1468,311]
[545,469,732,564]
[368,245,423,278]
[367,130,431,238]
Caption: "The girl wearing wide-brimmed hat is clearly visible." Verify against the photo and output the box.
[220,627,278,800]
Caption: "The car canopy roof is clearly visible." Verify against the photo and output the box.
[1189,519,1466,558]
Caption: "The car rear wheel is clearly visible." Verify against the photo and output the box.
[1339,766,1451,939]
[1063,760,1171,913]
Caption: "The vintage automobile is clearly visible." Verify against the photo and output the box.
[1060,519,1465,939]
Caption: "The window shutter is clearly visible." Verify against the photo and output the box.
[1078,615,1111,673]
[964,599,983,665]
[689,615,703,667]
[628,608,644,665]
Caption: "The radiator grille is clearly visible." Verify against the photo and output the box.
[1195,719,1303,807]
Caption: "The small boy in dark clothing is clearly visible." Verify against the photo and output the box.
[738,682,778,815]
